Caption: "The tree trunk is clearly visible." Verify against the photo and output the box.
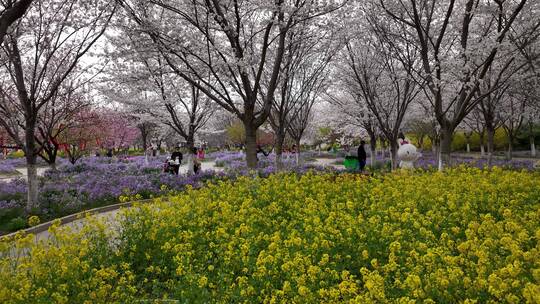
[440,127,454,170]
[186,153,193,174]
[26,161,38,213]
[486,127,495,166]
[437,142,443,171]
[479,131,485,156]
[142,136,148,152]
[466,143,470,153]
[390,140,398,170]
[531,136,536,157]
[275,130,285,169]
[295,139,301,165]
[186,136,195,174]
[370,139,376,168]
[507,136,513,160]
[418,135,425,151]
[25,121,39,213]
[244,121,258,169]
[48,148,57,170]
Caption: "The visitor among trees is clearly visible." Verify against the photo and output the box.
[192,147,201,174]
[357,140,367,171]
[167,146,183,175]
[256,145,269,158]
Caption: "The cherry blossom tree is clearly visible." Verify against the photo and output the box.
[35,80,92,169]
[115,0,346,168]
[339,19,422,169]
[326,90,379,166]
[0,0,33,44]
[0,0,116,211]
[463,107,487,156]
[501,93,526,160]
[266,23,338,168]
[104,26,217,154]
[98,110,139,153]
[58,110,103,164]
[377,0,536,168]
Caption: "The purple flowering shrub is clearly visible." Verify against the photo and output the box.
[0,157,228,232]
[0,162,18,175]
[38,156,222,213]
[216,151,336,177]
[0,179,27,228]
[361,152,536,172]
[214,151,245,167]
[413,152,536,171]
[214,151,313,170]
[0,153,336,232]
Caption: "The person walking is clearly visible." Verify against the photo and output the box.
[357,140,367,171]
[151,142,158,157]
[256,144,269,160]
[197,147,205,160]
[192,147,201,174]
[169,146,183,175]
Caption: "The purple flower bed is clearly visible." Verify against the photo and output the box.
[0,157,48,168]
[214,151,244,167]
[0,157,222,230]
[213,151,338,179]
[0,163,18,175]
[9,149,533,231]
[214,151,313,169]
[414,152,536,171]
[0,154,335,232]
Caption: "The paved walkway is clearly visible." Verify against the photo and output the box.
[0,167,49,182]
[31,209,122,243]
[312,158,345,170]
[180,160,224,173]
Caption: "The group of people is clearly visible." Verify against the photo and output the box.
[256,144,297,159]
[94,148,116,157]
[165,146,205,175]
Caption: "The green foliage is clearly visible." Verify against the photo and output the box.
[226,121,246,145]
[6,217,27,231]
[6,150,24,159]
[516,122,540,148]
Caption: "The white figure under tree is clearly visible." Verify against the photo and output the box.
[397,138,422,169]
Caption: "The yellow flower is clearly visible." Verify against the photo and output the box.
[298,286,309,297]
[28,215,40,227]
[0,169,538,303]
[198,276,208,288]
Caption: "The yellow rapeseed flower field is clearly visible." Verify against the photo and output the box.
[1,167,539,303]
